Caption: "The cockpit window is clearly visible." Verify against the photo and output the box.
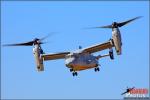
[65,55,69,59]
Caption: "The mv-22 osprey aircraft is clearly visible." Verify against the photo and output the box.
[3,16,141,76]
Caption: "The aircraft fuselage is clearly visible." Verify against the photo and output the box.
[65,53,99,71]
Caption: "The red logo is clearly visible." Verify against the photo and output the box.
[122,87,149,99]
[129,88,148,94]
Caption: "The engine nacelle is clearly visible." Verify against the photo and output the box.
[112,28,122,55]
[37,56,44,71]
[33,44,44,71]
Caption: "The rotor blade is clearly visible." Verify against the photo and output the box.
[83,25,112,29]
[82,27,100,29]
[98,24,112,28]
[117,16,142,27]
[3,41,34,46]
[40,32,56,41]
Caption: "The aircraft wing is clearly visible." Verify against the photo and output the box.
[41,52,70,61]
[82,40,114,54]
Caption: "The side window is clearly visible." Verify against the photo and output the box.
[86,59,92,64]
[85,55,91,64]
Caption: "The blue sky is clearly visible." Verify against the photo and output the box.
[1,1,149,99]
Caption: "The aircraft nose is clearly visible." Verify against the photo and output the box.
[65,58,74,66]
[65,63,70,67]
[65,62,73,68]
[65,60,74,68]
